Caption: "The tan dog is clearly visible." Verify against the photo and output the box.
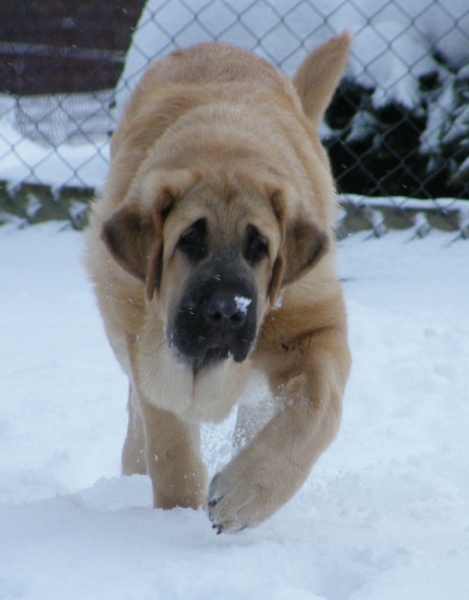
[86,33,352,533]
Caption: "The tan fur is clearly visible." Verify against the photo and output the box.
[85,33,352,531]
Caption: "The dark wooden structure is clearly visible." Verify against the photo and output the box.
[0,0,146,94]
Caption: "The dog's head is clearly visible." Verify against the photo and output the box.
[101,168,328,370]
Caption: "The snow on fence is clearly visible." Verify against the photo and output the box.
[0,0,468,237]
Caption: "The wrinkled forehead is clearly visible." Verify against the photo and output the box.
[166,177,279,240]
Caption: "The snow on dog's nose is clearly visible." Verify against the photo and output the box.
[204,293,252,330]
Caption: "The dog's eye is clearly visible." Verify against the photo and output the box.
[178,219,207,261]
[245,225,268,265]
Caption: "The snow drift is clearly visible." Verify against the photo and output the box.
[1,223,468,599]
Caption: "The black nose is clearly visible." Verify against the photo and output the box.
[205,292,251,329]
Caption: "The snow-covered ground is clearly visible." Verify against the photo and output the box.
[1,222,468,600]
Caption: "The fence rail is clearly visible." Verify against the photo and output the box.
[0,0,468,237]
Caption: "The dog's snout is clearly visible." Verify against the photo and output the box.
[205,292,251,329]
[171,275,257,367]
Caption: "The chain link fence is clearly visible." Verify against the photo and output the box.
[1,0,468,239]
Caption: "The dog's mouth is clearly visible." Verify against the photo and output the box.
[170,327,254,372]
[192,343,231,372]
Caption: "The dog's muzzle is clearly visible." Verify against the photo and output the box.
[169,279,257,369]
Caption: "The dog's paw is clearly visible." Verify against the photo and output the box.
[207,459,273,534]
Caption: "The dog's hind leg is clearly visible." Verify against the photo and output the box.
[122,384,147,476]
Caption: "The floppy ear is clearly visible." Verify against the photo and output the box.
[268,188,329,305]
[102,204,160,283]
[101,169,201,300]
[281,217,329,286]
[293,31,352,129]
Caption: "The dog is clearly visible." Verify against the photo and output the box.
[85,33,352,533]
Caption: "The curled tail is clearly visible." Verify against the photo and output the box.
[293,31,352,129]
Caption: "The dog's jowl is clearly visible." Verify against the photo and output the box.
[86,33,352,532]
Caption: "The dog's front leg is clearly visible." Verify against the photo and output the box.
[140,400,207,510]
[208,324,350,532]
